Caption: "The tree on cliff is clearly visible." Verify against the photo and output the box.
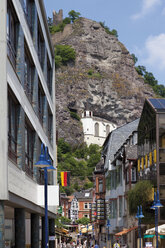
[68,10,81,23]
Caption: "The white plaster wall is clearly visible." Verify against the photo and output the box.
[81,117,117,146]
[8,160,59,213]
[0,0,8,199]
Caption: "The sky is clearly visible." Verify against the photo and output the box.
[44,0,165,85]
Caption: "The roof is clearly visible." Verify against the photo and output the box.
[115,226,138,236]
[68,195,74,202]
[74,189,93,200]
[148,98,165,111]
[95,159,104,171]
[125,144,138,160]
[104,119,139,169]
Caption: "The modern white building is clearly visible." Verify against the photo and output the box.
[0,0,59,247]
[81,111,117,146]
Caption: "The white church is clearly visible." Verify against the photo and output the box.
[81,110,117,146]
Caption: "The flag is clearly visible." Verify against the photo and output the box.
[149,152,152,166]
[138,159,140,172]
[61,171,70,186]
[141,157,144,170]
[154,149,157,163]
[145,154,148,168]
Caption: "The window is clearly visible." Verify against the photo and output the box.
[48,107,53,143]
[23,0,33,34]
[99,179,103,193]
[25,120,34,177]
[8,91,19,163]
[84,214,89,218]
[7,2,18,68]
[84,203,88,209]
[119,197,122,217]
[24,44,34,103]
[131,167,137,182]
[106,125,110,136]
[38,21,45,69]
[95,123,99,137]
[110,199,117,218]
[38,82,45,124]
[47,55,52,94]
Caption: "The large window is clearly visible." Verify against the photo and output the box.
[24,44,34,103]
[22,0,33,34]
[8,91,19,163]
[7,2,18,68]
[38,21,45,69]
[25,120,34,177]
[48,107,53,143]
[47,55,52,94]
[38,82,45,125]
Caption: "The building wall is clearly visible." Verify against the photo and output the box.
[81,111,117,146]
[0,0,58,211]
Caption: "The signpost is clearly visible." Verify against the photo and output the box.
[113,243,120,248]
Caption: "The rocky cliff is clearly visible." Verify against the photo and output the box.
[52,17,155,145]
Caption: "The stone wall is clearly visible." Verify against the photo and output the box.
[51,24,73,45]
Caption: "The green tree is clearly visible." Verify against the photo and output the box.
[76,217,90,225]
[68,10,81,23]
[128,180,153,215]
[131,53,138,65]
[55,44,76,66]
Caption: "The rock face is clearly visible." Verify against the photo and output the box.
[53,17,155,145]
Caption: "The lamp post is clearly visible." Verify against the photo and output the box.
[151,190,163,248]
[106,219,111,248]
[135,205,144,248]
[35,144,56,248]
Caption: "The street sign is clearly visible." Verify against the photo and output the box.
[113,243,120,248]
[58,206,62,214]
[49,236,55,240]
[145,242,153,247]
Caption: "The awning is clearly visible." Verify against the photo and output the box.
[115,226,138,237]
[145,224,165,235]
[144,234,165,239]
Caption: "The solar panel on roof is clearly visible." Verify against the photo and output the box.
[157,99,165,108]
[149,99,164,109]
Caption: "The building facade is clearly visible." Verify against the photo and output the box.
[0,0,59,247]
[81,110,117,146]
[103,119,139,246]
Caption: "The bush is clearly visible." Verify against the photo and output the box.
[128,180,153,215]
[70,111,80,121]
[99,21,118,37]
[55,45,76,67]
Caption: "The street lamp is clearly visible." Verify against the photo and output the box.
[106,219,111,248]
[34,144,56,248]
[151,190,163,248]
[135,205,144,248]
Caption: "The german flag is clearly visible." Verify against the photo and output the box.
[61,172,70,186]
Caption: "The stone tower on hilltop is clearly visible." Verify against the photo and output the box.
[53,9,63,25]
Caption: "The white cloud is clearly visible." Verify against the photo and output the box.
[131,0,161,20]
[143,33,165,70]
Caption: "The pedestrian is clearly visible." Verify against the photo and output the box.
[94,243,99,248]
